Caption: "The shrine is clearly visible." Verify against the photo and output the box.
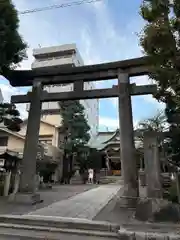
[89,129,142,176]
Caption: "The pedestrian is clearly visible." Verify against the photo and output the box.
[88,168,94,184]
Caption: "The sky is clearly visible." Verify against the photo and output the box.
[0,0,164,131]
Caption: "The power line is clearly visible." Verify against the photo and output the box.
[19,0,102,15]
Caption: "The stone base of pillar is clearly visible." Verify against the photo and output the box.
[8,192,43,205]
[135,198,180,222]
[118,196,137,209]
[118,184,138,209]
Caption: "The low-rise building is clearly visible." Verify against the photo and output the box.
[0,119,64,182]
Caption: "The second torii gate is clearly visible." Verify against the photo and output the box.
[6,56,154,204]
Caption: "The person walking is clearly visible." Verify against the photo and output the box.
[88,168,94,184]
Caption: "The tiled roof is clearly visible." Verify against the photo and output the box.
[22,118,59,127]
[0,127,25,139]
[88,129,142,150]
[88,130,118,150]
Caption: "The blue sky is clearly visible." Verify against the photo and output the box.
[0,0,164,130]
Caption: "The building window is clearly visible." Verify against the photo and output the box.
[0,137,8,146]
[50,83,69,88]
[37,57,53,62]
[39,139,52,145]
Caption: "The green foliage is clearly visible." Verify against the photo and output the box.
[135,110,166,150]
[137,110,166,132]
[139,0,180,166]
[87,148,102,170]
[0,0,27,73]
[140,0,178,96]
[76,147,102,175]
[0,103,22,131]
[59,100,90,153]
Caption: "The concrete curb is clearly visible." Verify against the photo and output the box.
[0,223,119,239]
[121,221,180,233]
[0,214,120,233]
[118,228,180,240]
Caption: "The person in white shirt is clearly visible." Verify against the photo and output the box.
[88,168,94,184]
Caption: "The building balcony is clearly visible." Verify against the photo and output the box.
[31,57,75,70]
[33,44,77,58]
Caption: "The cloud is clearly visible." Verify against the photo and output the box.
[99,116,138,131]
[2,0,164,131]
[130,75,150,85]
[0,80,29,119]
[80,27,101,63]
[99,116,119,130]
[88,0,126,60]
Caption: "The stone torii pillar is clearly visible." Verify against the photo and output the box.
[143,131,162,198]
[15,81,43,204]
[118,72,138,203]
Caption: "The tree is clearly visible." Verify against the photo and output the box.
[135,110,167,168]
[59,100,90,152]
[139,0,180,166]
[0,103,23,131]
[0,0,27,73]
[0,0,26,131]
[136,110,166,133]
[87,148,102,171]
[59,100,90,182]
[136,110,166,146]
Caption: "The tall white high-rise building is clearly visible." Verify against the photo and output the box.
[28,44,99,137]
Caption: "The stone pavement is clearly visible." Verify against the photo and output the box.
[95,185,148,224]
[0,185,96,216]
[27,184,122,220]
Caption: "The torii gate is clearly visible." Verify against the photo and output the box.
[5,56,154,204]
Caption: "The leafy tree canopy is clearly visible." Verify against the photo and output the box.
[59,100,90,153]
[0,0,27,73]
[135,110,166,150]
[140,0,180,166]
[0,103,23,131]
[140,0,180,98]
[0,0,26,131]
[136,110,167,133]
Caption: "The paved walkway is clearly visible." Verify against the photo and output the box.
[0,185,96,216]
[27,184,122,220]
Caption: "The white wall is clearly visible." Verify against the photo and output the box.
[82,82,99,137]
[42,84,73,111]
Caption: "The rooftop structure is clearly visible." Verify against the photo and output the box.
[31,44,84,70]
